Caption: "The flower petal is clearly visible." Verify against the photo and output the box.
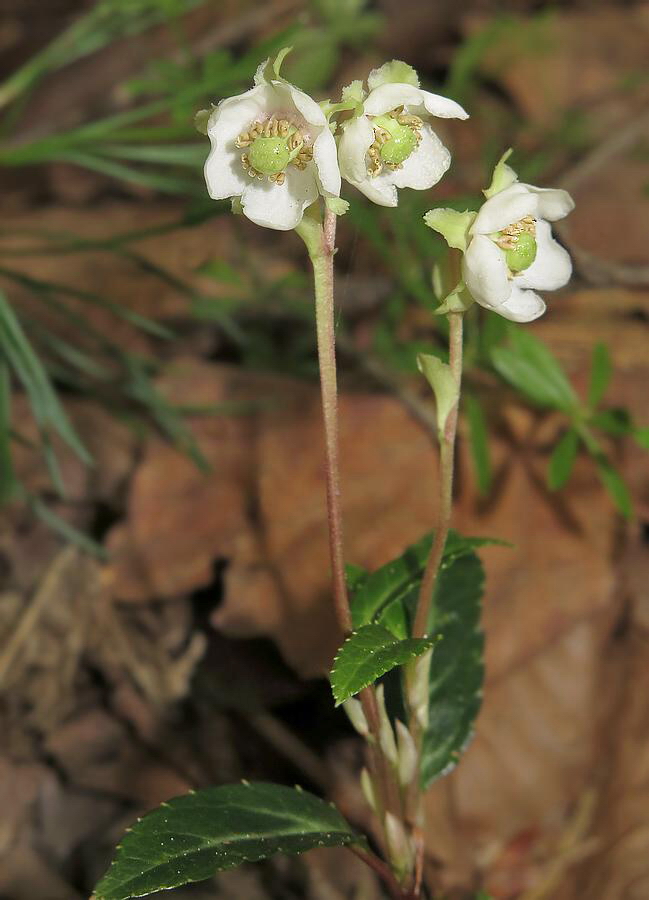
[497,285,546,322]
[515,219,572,291]
[363,83,426,116]
[208,84,273,144]
[347,171,399,206]
[339,116,375,183]
[471,184,538,235]
[204,145,248,200]
[522,184,575,221]
[313,126,341,196]
[240,165,318,230]
[463,234,511,309]
[275,80,328,127]
[390,124,450,190]
[420,90,469,120]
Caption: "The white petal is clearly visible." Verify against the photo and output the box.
[274,80,328,127]
[204,144,248,200]
[390,124,450,190]
[338,116,375,183]
[471,184,538,235]
[515,219,572,291]
[420,89,469,120]
[240,166,318,230]
[313,126,341,196]
[208,84,273,144]
[463,235,511,309]
[347,171,398,207]
[363,83,426,116]
[497,285,546,322]
[522,184,575,221]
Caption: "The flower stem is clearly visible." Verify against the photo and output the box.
[412,311,464,640]
[300,207,352,634]
[298,207,410,897]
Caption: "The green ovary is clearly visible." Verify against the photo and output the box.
[504,232,537,273]
[248,137,291,176]
[373,116,418,166]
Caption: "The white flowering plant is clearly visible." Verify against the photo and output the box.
[93,49,644,900]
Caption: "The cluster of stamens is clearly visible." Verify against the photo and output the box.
[235,116,313,184]
[494,215,536,250]
[367,107,423,177]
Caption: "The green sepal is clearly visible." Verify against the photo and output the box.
[484,148,518,199]
[437,283,474,315]
[368,60,420,90]
[231,197,243,216]
[417,353,459,436]
[326,196,350,216]
[255,47,293,85]
[424,208,476,252]
[194,107,212,136]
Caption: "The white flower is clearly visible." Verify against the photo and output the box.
[203,62,340,231]
[337,61,468,207]
[462,176,574,322]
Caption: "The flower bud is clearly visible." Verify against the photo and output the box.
[405,648,433,730]
[384,812,414,880]
[360,767,378,813]
[395,720,418,788]
[375,684,398,767]
[343,698,370,738]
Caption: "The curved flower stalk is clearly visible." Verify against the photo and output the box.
[338,60,468,207]
[425,150,575,322]
[202,56,340,231]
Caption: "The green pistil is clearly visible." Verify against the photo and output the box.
[373,114,418,166]
[504,232,537,273]
[248,136,292,176]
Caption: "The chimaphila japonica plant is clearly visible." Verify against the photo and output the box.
[93,53,575,900]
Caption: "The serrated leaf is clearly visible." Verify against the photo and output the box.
[346,563,368,594]
[95,782,362,900]
[491,327,578,413]
[588,343,611,408]
[331,624,435,706]
[350,530,504,637]
[465,392,492,495]
[547,427,580,490]
[420,546,485,787]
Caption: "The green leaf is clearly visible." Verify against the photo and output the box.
[345,563,368,594]
[547,427,579,490]
[350,531,503,637]
[590,407,633,436]
[417,353,458,435]
[596,458,632,518]
[0,360,17,503]
[330,624,435,706]
[423,208,476,252]
[588,343,612,408]
[420,544,486,786]
[465,393,492,495]
[634,426,649,450]
[491,327,578,412]
[0,290,91,464]
[94,782,362,900]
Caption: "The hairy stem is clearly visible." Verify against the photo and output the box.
[298,207,409,897]
[412,312,464,640]
[306,207,352,634]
